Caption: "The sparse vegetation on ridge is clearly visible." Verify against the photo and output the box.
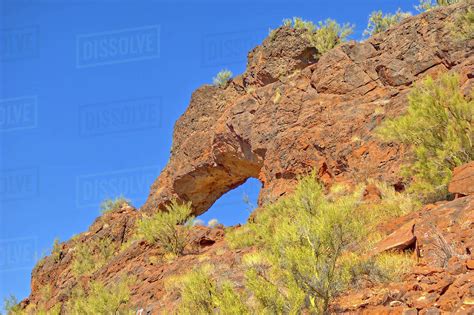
[415,0,461,12]
[100,196,130,214]
[213,69,233,88]
[281,17,353,56]
[72,237,115,277]
[453,6,474,40]
[135,200,194,256]
[377,72,473,201]
[364,9,412,37]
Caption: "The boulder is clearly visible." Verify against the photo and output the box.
[448,161,474,197]
[373,220,416,254]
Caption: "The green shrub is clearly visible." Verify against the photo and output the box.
[169,264,248,315]
[364,9,412,37]
[377,73,474,201]
[207,218,219,228]
[374,252,416,282]
[363,180,421,224]
[135,200,193,256]
[100,196,130,214]
[453,7,474,40]
[3,295,22,314]
[213,69,233,88]
[283,17,353,56]
[415,0,460,12]
[68,277,134,315]
[51,238,61,263]
[241,176,369,313]
[224,174,420,312]
[72,238,115,277]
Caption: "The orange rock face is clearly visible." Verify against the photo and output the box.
[21,2,474,314]
[449,161,474,197]
[141,3,473,216]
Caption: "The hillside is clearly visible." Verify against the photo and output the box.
[16,1,474,314]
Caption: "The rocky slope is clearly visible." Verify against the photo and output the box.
[20,2,473,314]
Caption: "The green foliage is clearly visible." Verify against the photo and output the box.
[68,277,134,315]
[364,9,412,37]
[453,7,474,40]
[363,180,421,224]
[283,17,353,56]
[213,69,233,88]
[100,196,130,214]
[169,264,249,315]
[223,175,419,313]
[72,238,115,277]
[377,73,474,201]
[207,218,219,228]
[415,0,460,12]
[51,238,61,263]
[374,252,416,282]
[3,295,21,314]
[135,200,194,256]
[241,176,368,313]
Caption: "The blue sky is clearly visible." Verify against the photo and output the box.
[0,0,420,308]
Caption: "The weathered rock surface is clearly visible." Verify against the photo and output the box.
[142,2,473,216]
[334,195,474,313]
[21,3,474,314]
[449,161,474,197]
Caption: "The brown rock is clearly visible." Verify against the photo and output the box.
[142,2,473,216]
[449,161,474,197]
[373,220,416,254]
[467,260,474,270]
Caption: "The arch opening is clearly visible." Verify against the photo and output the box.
[196,177,262,227]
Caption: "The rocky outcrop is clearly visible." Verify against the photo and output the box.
[449,161,474,197]
[142,2,473,216]
[21,3,474,314]
[335,194,474,313]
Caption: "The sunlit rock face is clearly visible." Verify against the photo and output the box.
[141,2,473,216]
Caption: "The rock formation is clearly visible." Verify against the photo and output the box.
[20,2,474,314]
[142,2,472,216]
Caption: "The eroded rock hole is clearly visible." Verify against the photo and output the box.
[196,178,262,226]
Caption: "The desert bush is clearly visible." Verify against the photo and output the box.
[168,264,248,315]
[283,17,353,56]
[373,252,416,282]
[3,295,22,314]
[364,9,412,37]
[135,200,193,256]
[241,175,369,313]
[453,6,474,40]
[377,73,474,201]
[51,238,61,263]
[71,238,115,277]
[213,69,233,88]
[68,277,134,315]
[100,196,130,214]
[207,218,219,228]
[364,180,421,223]
[415,0,460,12]
[225,174,418,312]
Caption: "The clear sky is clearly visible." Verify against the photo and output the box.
[0,0,420,308]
